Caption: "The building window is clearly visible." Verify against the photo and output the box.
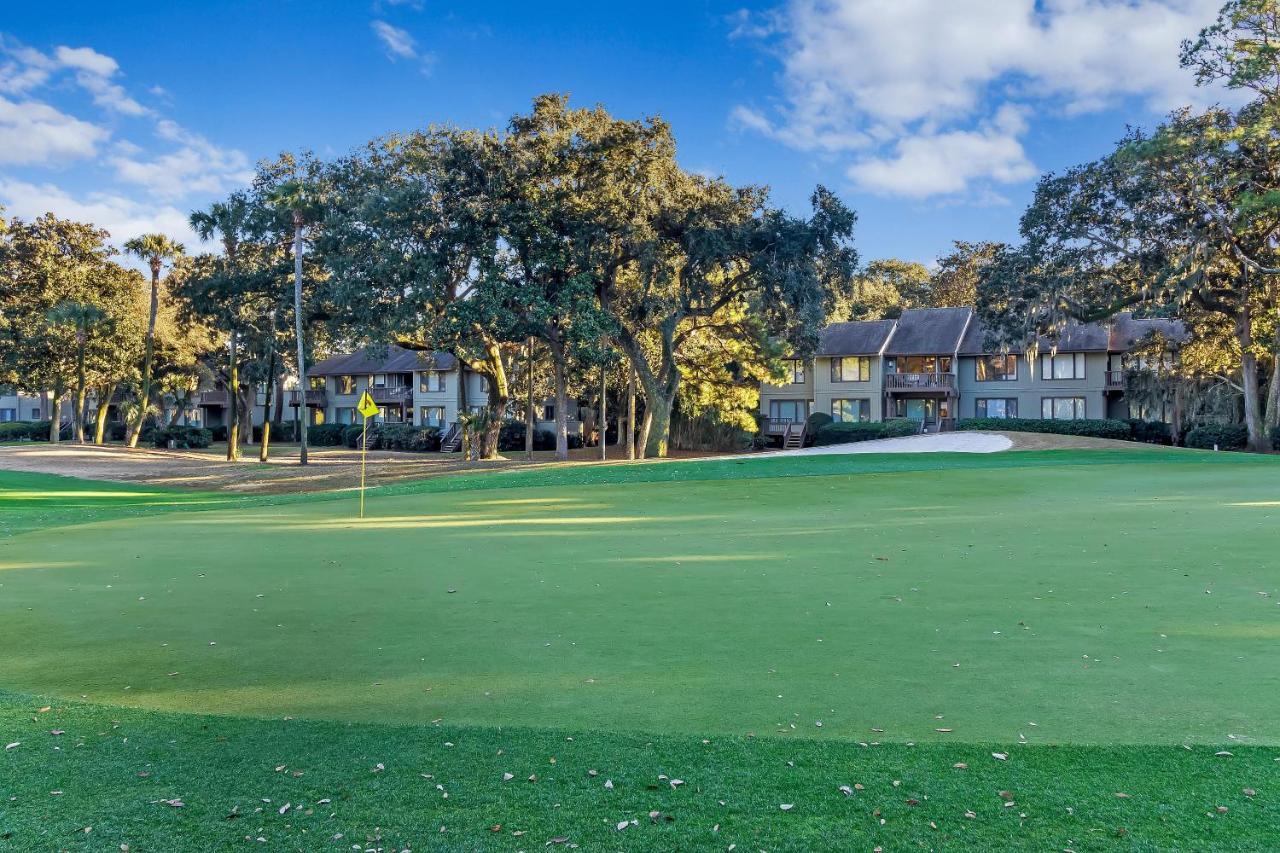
[335,407,356,424]
[1040,352,1086,380]
[309,376,326,390]
[831,398,870,423]
[370,373,386,388]
[975,355,1018,381]
[887,356,951,374]
[786,359,806,384]
[768,399,807,425]
[0,408,15,422]
[976,398,1018,419]
[420,406,445,427]
[830,356,871,382]
[420,371,445,393]
[30,409,40,420]
[337,375,356,395]
[543,404,555,421]
[1042,397,1085,419]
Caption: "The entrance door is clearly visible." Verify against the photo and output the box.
[898,398,937,424]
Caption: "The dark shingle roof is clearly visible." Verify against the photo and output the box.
[884,307,972,355]
[960,312,1187,355]
[1108,312,1188,351]
[816,320,897,356]
[309,344,456,376]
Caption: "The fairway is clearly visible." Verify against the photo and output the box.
[2,450,1277,745]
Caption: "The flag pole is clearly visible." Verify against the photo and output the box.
[359,413,368,519]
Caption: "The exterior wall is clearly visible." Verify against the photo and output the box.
[759,359,815,422]
[813,355,884,422]
[0,391,45,422]
[955,351,1110,420]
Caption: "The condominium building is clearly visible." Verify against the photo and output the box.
[760,307,1184,436]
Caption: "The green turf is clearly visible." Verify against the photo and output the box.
[1,450,1278,849]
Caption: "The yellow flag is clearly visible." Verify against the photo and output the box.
[357,391,379,418]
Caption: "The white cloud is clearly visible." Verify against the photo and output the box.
[109,120,253,199]
[52,45,119,77]
[733,0,1231,198]
[0,95,108,165]
[849,105,1037,198]
[0,177,204,249]
[372,20,418,59]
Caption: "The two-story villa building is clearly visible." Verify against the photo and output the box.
[761,307,1184,436]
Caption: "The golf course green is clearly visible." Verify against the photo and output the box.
[1,449,1278,850]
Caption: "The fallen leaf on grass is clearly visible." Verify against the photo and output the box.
[991,752,1008,761]
[780,803,794,811]
[4,742,18,750]
[953,763,968,770]
[838,785,854,796]
[502,773,514,782]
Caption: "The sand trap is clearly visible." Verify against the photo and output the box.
[750,431,1012,457]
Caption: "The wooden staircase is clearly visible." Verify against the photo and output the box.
[782,421,806,450]
[440,422,462,452]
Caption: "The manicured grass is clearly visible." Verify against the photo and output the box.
[1,449,1278,848]
[2,689,1276,852]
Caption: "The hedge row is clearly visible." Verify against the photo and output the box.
[0,420,46,441]
[812,418,919,446]
[956,417,1133,440]
[336,423,442,452]
[1185,423,1249,451]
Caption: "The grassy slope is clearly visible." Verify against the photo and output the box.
[2,450,1279,850]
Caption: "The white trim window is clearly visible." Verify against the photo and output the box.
[1042,397,1085,419]
[420,371,446,393]
[830,356,871,382]
[975,355,1017,381]
[975,398,1017,419]
[786,359,806,384]
[1040,352,1086,380]
[831,398,870,423]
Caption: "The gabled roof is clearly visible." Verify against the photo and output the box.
[1108,312,1188,351]
[884,307,972,356]
[816,319,896,356]
[960,312,1187,355]
[309,344,457,376]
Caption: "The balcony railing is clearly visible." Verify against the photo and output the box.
[288,389,328,408]
[370,386,413,406]
[884,372,956,392]
[1105,370,1127,391]
[198,390,228,406]
[764,417,796,435]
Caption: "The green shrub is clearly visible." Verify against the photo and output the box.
[209,425,228,442]
[499,421,559,451]
[1271,425,1280,452]
[107,422,128,441]
[1185,423,1249,451]
[342,424,367,448]
[812,419,918,446]
[955,417,1131,440]
[0,421,42,441]
[253,421,298,442]
[309,423,347,446]
[1128,419,1172,445]
[151,426,212,449]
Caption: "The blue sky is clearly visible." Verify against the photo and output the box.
[0,1,1232,266]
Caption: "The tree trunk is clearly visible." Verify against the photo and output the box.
[626,366,636,460]
[73,329,87,443]
[1264,354,1280,437]
[131,263,161,448]
[550,341,569,462]
[93,387,112,445]
[292,217,308,466]
[1239,308,1266,452]
[479,339,508,460]
[260,340,277,462]
[599,362,607,461]
[227,330,240,460]
[525,337,535,460]
[49,388,62,443]
[642,390,672,459]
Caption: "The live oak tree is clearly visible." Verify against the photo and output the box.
[931,241,1004,308]
[831,258,931,322]
[0,216,124,441]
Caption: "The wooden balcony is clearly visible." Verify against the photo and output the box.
[764,417,797,435]
[288,389,328,408]
[198,390,228,407]
[1105,370,1127,391]
[370,386,413,406]
[883,372,956,392]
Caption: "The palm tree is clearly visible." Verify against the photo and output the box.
[266,179,314,466]
[190,196,250,461]
[47,300,106,443]
[123,234,184,448]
